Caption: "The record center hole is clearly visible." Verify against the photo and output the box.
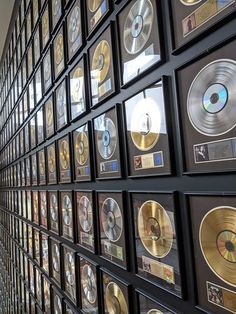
[210,93,219,104]
[225,241,235,252]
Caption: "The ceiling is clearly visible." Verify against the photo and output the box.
[0,0,14,62]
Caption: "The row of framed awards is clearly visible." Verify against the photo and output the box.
[1,192,236,314]
[2,30,236,176]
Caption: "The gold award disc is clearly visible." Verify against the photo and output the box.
[92,40,110,84]
[138,200,173,258]
[147,310,163,314]
[69,6,80,43]
[60,139,70,170]
[200,206,236,287]
[48,146,56,173]
[105,282,128,314]
[39,152,45,176]
[55,34,64,65]
[130,97,161,151]
[81,264,97,304]
[75,131,89,166]
[71,67,83,102]
[46,100,53,127]
[88,0,101,12]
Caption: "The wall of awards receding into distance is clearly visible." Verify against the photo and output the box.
[0,0,235,313]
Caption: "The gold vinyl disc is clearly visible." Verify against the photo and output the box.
[147,310,163,314]
[42,13,49,39]
[46,101,53,127]
[138,200,173,258]
[69,6,80,43]
[48,146,56,173]
[41,193,47,217]
[75,131,89,166]
[200,206,236,287]
[130,97,161,151]
[92,40,110,84]
[71,67,83,102]
[55,34,64,65]
[65,252,75,285]
[81,264,97,304]
[88,0,101,12]
[39,154,45,176]
[44,54,51,82]
[105,282,128,314]
[60,140,70,170]
[180,0,202,5]
[123,0,153,55]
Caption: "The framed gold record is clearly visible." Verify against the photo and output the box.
[40,191,48,229]
[63,245,77,303]
[67,0,82,60]
[89,25,116,107]
[61,191,74,240]
[49,191,59,234]
[46,142,57,184]
[38,148,46,185]
[102,271,129,314]
[131,192,182,297]
[69,58,86,121]
[43,48,52,92]
[34,26,41,65]
[56,79,68,130]
[76,191,95,252]
[45,95,55,139]
[51,0,62,30]
[177,40,236,174]
[79,256,98,313]
[53,27,65,79]
[98,191,127,269]
[171,0,236,51]
[73,123,91,182]
[93,106,122,179]
[41,5,50,50]
[124,79,171,177]
[58,135,71,183]
[86,0,110,35]
[118,0,161,85]
[189,194,236,314]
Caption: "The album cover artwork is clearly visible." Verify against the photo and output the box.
[131,192,182,297]
[177,40,236,173]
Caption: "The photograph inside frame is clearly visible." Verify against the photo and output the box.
[177,39,236,173]
[132,192,182,297]
[171,0,236,50]
[124,79,171,177]
[189,194,236,314]
[118,0,161,84]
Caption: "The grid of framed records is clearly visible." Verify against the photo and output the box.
[0,0,235,313]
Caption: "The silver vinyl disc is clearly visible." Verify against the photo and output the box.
[123,0,153,55]
[69,6,80,43]
[65,252,75,285]
[187,59,236,136]
[50,194,58,221]
[41,193,47,217]
[101,198,123,242]
[62,195,72,226]
[179,0,202,5]
[97,117,117,160]
[79,196,92,232]
[52,243,60,272]
[57,85,65,117]
[54,295,62,314]
[81,264,97,304]
[53,0,61,16]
